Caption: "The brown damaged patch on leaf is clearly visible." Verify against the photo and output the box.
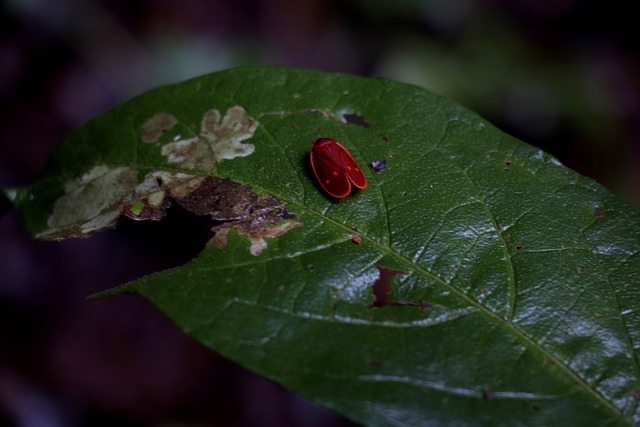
[124,174,302,256]
[41,165,300,255]
[141,112,178,143]
[173,176,254,219]
[160,106,258,172]
[173,177,302,256]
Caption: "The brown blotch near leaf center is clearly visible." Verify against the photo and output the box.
[124,174,301,256]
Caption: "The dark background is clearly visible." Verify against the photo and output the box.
[1,1,639,426]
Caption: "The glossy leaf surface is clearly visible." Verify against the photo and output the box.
[4,68,640,426]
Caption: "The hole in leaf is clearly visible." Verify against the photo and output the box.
[125,174,302,257]
[118,202,214,271]
[371,266,407,307]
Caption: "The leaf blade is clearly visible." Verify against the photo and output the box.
[5,67,639,426]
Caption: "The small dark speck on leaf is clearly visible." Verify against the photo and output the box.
[342,113,371,128]
[370,159,386,174]
[482,388,492,401]
[515,245,523,251]
[594,207,605,218]
[503,156,512,173]
[279,208,297,219]
[368,359,384,368]
[249,268,256,275]
[381,134,389,142]
[575,267,582,275]
[308,264,315,271]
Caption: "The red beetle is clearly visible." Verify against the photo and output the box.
[310,138,367,198]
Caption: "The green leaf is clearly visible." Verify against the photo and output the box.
[5,67,640,426]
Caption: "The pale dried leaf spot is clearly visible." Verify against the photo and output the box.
[141,112,178,143]
[39,165,139,239]
[160,106,258,171]
[123,171,206,221]
[161,137,214,171]
[242,220,302,256]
